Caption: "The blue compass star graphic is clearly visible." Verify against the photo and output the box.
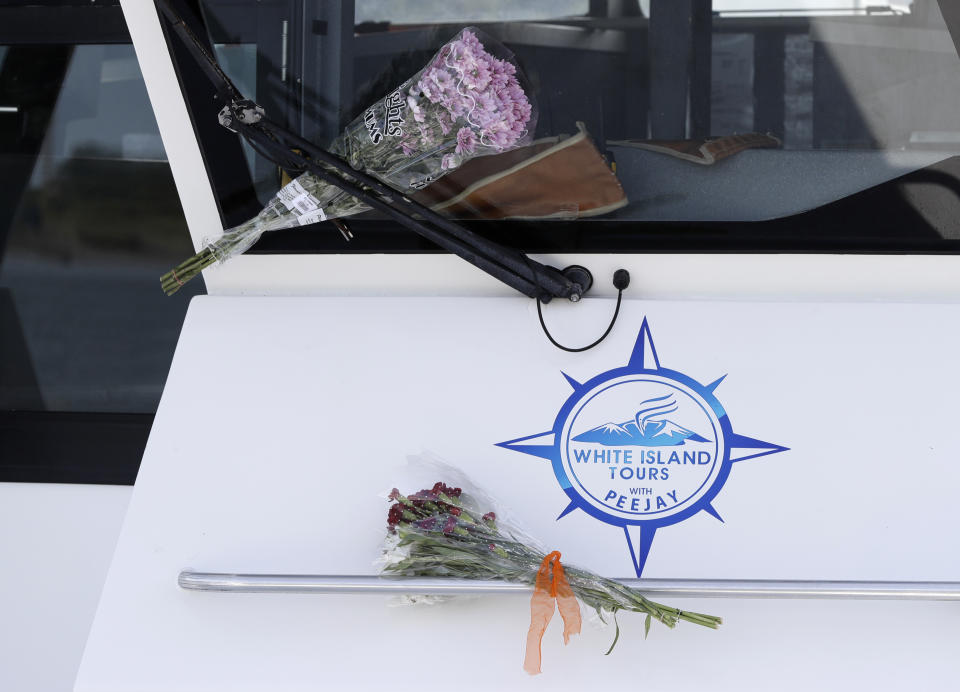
[497,318,788,577]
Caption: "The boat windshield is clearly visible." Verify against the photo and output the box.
[170,0,960,252]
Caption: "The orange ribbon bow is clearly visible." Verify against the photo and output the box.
[523,550,582,675]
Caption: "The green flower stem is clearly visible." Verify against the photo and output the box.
[160,248,217,296]
[385,525,721,639]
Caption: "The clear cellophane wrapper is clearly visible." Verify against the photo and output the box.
[378,453,722,640]
[162,27,537,293]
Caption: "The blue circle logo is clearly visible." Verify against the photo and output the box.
[558,371,729,526]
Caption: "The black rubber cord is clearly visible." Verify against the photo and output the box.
[536,288,624,353]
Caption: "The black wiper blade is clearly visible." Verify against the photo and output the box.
[155,0,588,303]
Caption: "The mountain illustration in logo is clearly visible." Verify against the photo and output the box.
[572,393,709,447]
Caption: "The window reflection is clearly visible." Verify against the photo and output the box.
[189,0,960,246]
[0,44,202,414]
[355,0,590,24]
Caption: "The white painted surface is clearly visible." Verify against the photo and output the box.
[0,483,131,692]
[76,296,960,691]
[204,252,960,302]
[95,4,960,692]
[120,0,222,256]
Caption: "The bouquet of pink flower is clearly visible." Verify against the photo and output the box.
[381,479,721,675]
[162,27,536,295]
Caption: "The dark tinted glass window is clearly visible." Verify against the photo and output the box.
[1,43,202,414]
[1,9,202,482]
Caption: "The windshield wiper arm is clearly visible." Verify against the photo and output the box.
[156,0,590,303]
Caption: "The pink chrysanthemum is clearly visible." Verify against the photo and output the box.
[441,153,458,170]
[455,127,477,155]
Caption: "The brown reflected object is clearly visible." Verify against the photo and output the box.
[416,123,628,220]
[278,149,305,188]
[609,132,781,165]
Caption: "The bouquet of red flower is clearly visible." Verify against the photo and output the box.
[161,27,536,295]
[382,479,721,675]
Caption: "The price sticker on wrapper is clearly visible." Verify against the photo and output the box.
[277,179,327,224]
[296,209,327,226]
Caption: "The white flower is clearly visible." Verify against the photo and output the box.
[373,532,409,569]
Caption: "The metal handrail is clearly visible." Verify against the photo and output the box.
[178,572,960,600]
